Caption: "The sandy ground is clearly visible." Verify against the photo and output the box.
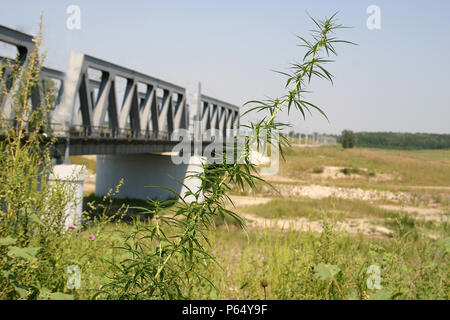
[267,184,413,203]
[378,204,449,222]
[228,196,392,237]
[262,166,397,182]
[227,195,391,236]
[240,212,391,237]
[228,191,448,237]
[228,195,274,207]
[84,171,96,195]
[79,152,448,236]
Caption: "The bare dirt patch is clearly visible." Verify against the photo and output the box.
[228,195,274,207]
[267,184,412,203]
[241,213,392,237]
[310,166,397,182]
[378,204,449,222]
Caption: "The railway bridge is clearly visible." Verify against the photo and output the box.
[0,25,240,202]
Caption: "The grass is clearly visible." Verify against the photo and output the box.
[83,194,178,223]
[200,224,449,300]
[237,197,399,221]
[279,146,450,188]
[70,156,97,173]
[6,146,444,300]
[313,167,324,174]
[340,167,360,175]
[62,217,448,300]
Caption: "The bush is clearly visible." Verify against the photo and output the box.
[0,20,80,299]
[341,130,356,149]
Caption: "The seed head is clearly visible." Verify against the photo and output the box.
[260,279,268,288]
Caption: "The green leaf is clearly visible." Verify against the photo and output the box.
[0,236,17,246]
[7,246,41,262]
[38,288,74,300]
[436,237,450,254]
[1,270,13,279]
[13,284,29,299]
[37,287,51,300]
[30,214,45,227]
[371,288,392,300]
[313,263,340,281]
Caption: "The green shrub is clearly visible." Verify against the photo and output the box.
[341,130,356,149]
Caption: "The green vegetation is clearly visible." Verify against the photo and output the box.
[313,167,324,174]
[340,167,359,175]
[355,132,450,150]
[279,146,450,188]
[70,156,97,173]
[3,14,448,301]
[341,130,356,149]
[202,223,449,300]
[237,197,399,221]
[2,214,445,300]
[0,24,80,299]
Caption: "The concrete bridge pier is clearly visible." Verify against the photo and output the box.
[95,154,205,203]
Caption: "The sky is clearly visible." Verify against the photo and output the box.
[1,0,449,135]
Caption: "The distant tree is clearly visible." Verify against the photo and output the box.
[354,132,450,149]
[341,130,356,148]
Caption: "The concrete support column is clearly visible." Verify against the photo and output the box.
[95,154,205,202]
[48,164,86,229]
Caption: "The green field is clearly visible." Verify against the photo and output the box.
[2,147,449,300]
[58,147,449,299]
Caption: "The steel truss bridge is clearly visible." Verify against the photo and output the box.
[0,25,240,157]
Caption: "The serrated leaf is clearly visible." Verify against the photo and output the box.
[314,263,340,281]
[0,236,17,246]
[7,246,41,262]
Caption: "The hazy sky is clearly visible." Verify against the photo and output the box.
[1,0,449,134]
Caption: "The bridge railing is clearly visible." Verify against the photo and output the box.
[52,52,189,142]
[66,124,173,141]
[198,94,239,140]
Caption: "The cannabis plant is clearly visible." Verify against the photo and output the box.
[97,12,355,300]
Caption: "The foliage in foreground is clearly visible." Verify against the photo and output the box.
[5,216,445,300]
[94,12,356,299]
[202,220,449,300]
[0,19,79,299]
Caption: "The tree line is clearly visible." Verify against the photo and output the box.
[340,131,450,150]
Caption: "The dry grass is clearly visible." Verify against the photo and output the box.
[70,155,97,173]
[279,146,450,188]
[236,197,398,221]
